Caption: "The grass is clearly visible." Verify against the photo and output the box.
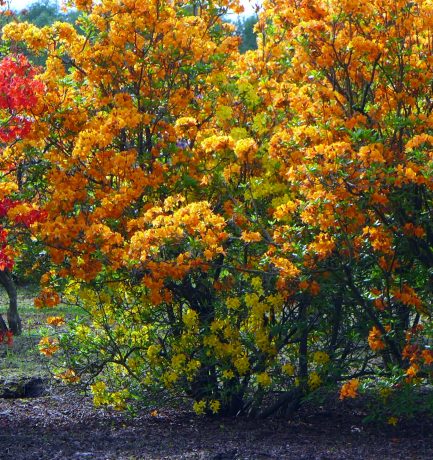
[0,285,83,380]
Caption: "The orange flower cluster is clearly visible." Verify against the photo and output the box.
[368,326,386,352]
[38,337,60,357]
[339,379,360,400]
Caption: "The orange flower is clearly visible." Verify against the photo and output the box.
[368,326,385,351]
[339,379,359,400]
[34,288,60,308]
[47,316,65,326]
[240,231,262,243]
[374,298,386,310]
[38,336,60,357]
[56,369,80,383]
[422,349,433,365]
[405,364,419,380]
[309,280,320,295]
[298,280,309,290]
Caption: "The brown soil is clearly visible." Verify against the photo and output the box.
[0,384,432,460]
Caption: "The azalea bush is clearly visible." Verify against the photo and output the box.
[4,0,433,420]
[250,0,433,417]
[0,51,46,335]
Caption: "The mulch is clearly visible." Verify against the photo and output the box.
[0,384,432,459]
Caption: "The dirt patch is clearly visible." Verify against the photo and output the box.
[0,384,432,460]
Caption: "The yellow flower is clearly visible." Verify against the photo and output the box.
[379,387,392,400]
[234,356,250,375]
[75,324,91,341]
[91,382,106,394]
[171,353,186,370]
[111,390,129,411]
[216,105,233,122]
[209,400,221,414]
[193,400,206,415]
[312,351,330,365]
[251,276,264,295]
[201,135,235,154]
[147,344,161,362]
[234,138,258,161]
[282,363,295,376]
[387,416,398,426]
[257,372,272,387]
[226,297,241,310]
[222,369,235,380]
[175,116,197,130]
[308,372,322,390]
[244,292,260,308]
[163,371,179,386]
[90,381,108,407]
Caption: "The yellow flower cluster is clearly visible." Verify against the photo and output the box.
[90,381,130,410]
[308,372,322,390]
[257,372,272,387]
[312,351,330,365]
[234,138,258,162]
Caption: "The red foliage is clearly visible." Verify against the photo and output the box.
[0,227,13,270]
[0,55,45,271]
[13,209,47,227]
[0,198,17,218]
[0,329,13,346]
[0,54,44,143]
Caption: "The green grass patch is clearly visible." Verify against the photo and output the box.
[0,285,84,380]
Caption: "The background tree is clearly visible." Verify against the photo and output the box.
[236,15,257,53]
[18,0,79,28]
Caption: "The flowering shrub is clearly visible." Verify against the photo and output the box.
[0,52,45,335]
[5,0,433,420]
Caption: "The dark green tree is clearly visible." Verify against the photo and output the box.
[237,15,257,53]
[18,1,80,28]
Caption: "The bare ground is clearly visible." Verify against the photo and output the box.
[1,383,433,460]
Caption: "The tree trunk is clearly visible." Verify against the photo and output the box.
[0,269,21,335]
[0,313,7,333]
